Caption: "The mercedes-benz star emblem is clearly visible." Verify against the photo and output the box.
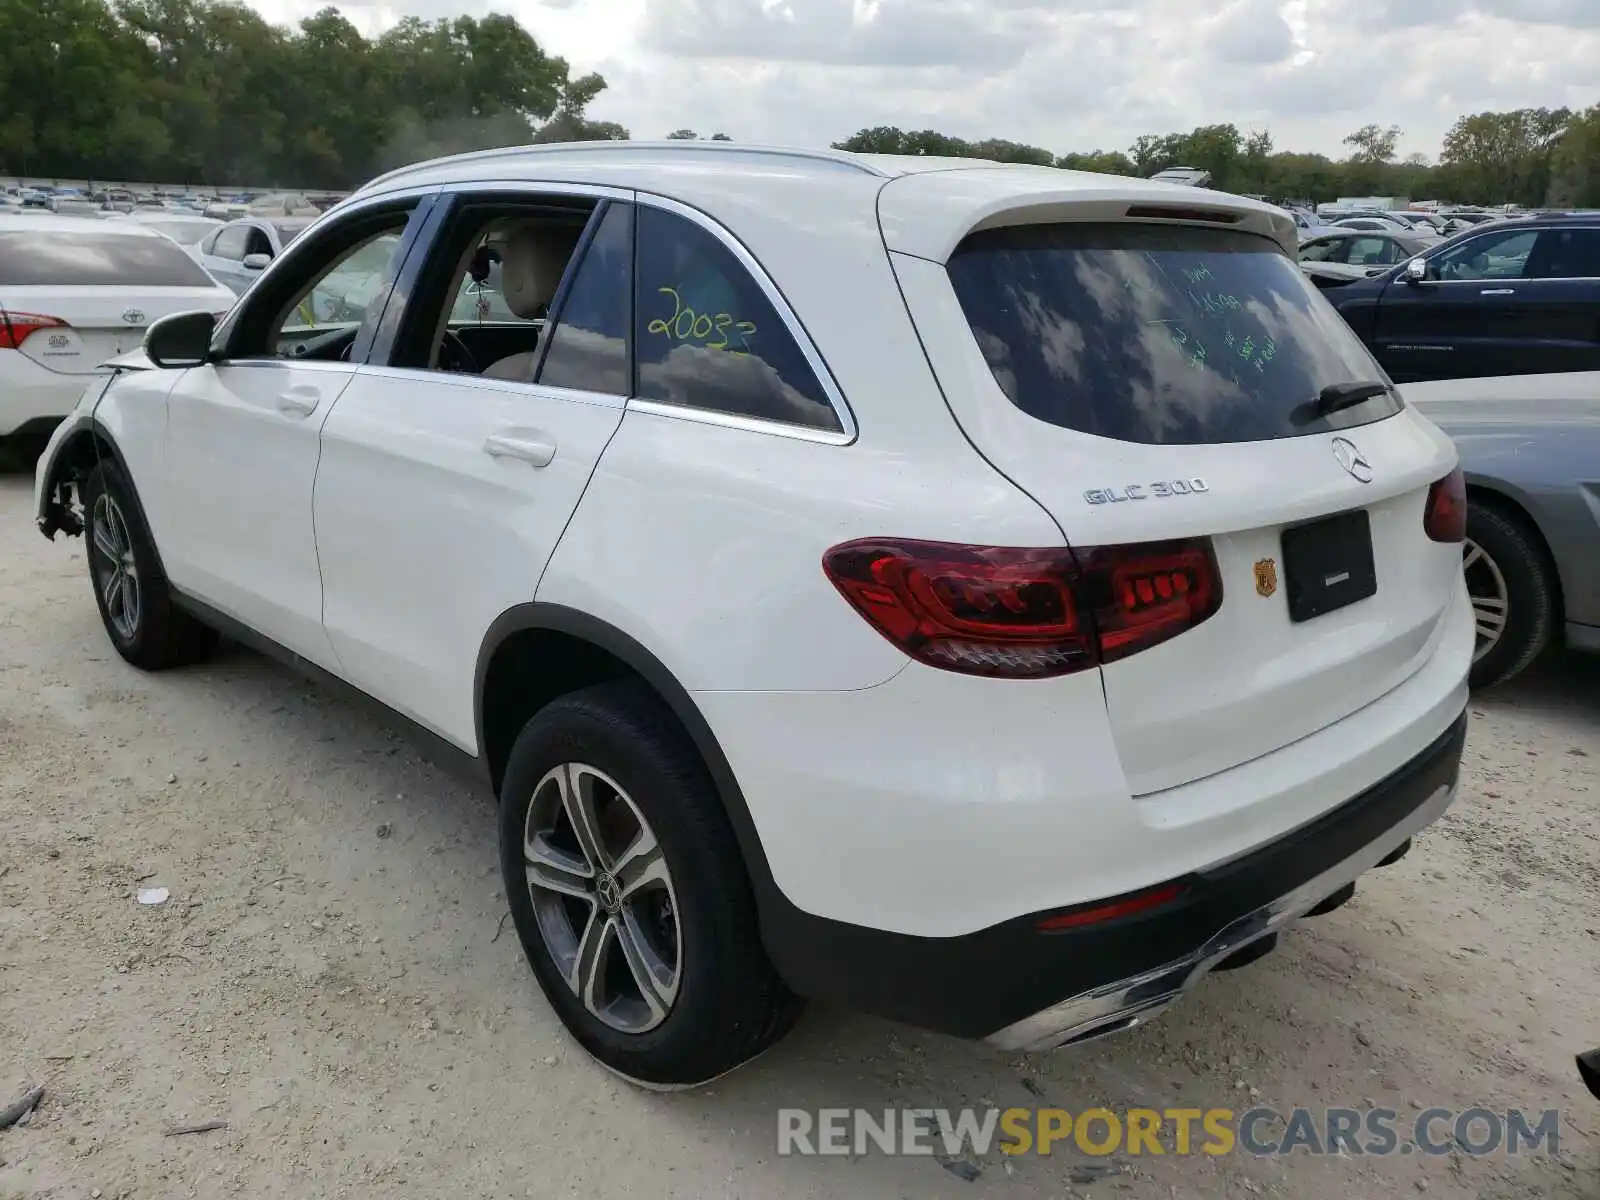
[595,872,622,914]
[1330,436,1373,484]
[121,309,145,325]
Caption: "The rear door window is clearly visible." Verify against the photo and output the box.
[0,231,217,287]
[946,223,1398,446]
[536,202,631,395]
[1527,228,1600,279]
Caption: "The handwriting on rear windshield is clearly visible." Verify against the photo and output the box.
[1159,322,1278,375]
[646,286,756,353]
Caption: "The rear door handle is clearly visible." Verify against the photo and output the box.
[276,385,321,417]
[483,431,556,467]
[1480,288,1516,295]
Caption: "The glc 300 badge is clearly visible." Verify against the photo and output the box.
[1084,478,1209,505]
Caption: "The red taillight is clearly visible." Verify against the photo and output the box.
[1036,882,1186,931]
[1073,541,1221,665]
[821,537,1222,679]
[0,311,67,349]
[1424,466,1466,543]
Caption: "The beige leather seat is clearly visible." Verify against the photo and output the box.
[479,221,583,381]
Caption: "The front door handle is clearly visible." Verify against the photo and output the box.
[483,431,556,467]
[276,386,321,417]
[1480,288,1516,296]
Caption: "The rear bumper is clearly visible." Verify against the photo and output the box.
[0,353,101,437]
[763,709,1465,1043]
[988,711,1463,1050]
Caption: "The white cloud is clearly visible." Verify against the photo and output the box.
[242,0,1600,159]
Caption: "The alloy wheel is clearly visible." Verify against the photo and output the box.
[90,493,142,641]
[1462,537,1508,664]
[522,762,682,1034]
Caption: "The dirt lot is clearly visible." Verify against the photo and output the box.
[1,466,1597,1200]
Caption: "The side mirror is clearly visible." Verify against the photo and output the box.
[242,252,272,271]
[1403,257,1429,284]
[145,310,216,369]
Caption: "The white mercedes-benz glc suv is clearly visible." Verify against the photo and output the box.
[34,142,1473,1087]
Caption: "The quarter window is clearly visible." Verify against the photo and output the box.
[536,203,631,395]
[634,205,839,431]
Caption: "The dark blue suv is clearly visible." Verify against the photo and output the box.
[1328,215,1600,383]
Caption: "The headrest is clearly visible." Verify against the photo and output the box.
[498,222,583,320]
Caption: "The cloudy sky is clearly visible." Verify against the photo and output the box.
[246,0,1598,160]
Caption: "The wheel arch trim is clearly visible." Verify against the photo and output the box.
[473,602,786,918]
[36,416,168,580]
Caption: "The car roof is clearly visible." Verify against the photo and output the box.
[0,213,165,237]
[349,140,1297,261]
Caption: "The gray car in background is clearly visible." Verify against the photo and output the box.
[1404,371,1600,687]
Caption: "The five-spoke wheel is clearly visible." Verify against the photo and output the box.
[498,680,800,1087]
[90,492,142,641]
[1462,501,1555,690]
[523,762,681,1034]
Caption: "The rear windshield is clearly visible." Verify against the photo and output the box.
[946,223,1401,445]
[0,231,215,288]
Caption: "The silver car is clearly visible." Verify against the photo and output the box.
[1404,371,1600,687]
[196,215,320,294]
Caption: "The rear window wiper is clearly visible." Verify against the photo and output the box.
[1291,380,1392,425]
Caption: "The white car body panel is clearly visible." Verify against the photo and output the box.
[699,585,1469,936]
[162,360,352,666]
[313,369,629,748]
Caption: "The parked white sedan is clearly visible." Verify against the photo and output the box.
[0,214,235,443]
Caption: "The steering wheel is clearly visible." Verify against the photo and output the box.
[439,331,478,374]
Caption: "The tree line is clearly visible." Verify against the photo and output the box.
[835,111,1600,209]
[0,0,626,189]
[4,0,1596,207]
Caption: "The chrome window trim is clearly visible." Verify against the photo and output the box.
[626,397,853,446]
[404,179,634,205]
[629,191,859,444]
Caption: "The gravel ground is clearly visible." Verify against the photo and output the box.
[1,466,1597,1200]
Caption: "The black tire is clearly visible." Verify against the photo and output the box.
[81,460,218,670]
[498,680,801,1087]
[1464,500,1556,690]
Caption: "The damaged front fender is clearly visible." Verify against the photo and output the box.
[34,376,122,541]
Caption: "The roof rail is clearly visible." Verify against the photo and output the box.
[360,140,888,193]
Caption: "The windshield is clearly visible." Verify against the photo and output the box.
[946,222,1400,446]
[0,231,216,287]
[274,221,314,246]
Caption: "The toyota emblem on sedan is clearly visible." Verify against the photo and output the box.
[121,309,145,325]
[1331,436,1373,483]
